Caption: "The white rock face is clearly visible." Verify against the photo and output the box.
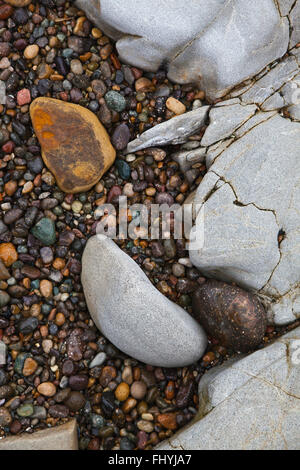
[75,0,289,100]
[156,327,300,450]
[81,236,207,367]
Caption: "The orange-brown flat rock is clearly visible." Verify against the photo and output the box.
[30,98,116,193]
[4,0,31,6]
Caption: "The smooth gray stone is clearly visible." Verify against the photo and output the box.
[126,106,210,154]
[189,113,300,325]
[156,327,300,450]
[0,81,5,105]
[76,0,289,100]
[89,352,107,368]
[81,236,207,367]
[0,341,6,366]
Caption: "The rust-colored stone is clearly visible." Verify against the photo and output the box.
[192,280,267,353]
[4,0,31,6]
[30,98,116,193]
[157,413,178,430]
[0,243,18,267]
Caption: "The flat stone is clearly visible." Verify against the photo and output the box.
[0,419,78,450]
[201,102,257,147]
[76,0,289,100]
[126,106,210,154]
[81,235,207,367]
[189,113,300,325]
[30,98,116,193]
[156,327,300,450]
[4,0,31,5]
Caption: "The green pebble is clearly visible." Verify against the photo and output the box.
[116,160,131,180]
[31,279,40,290]
[17,403,34,418]
[105,91,126,112]
[53,206,63,216]
[14,353,30,375]
[31,218,56,245]
[41,304,52,315]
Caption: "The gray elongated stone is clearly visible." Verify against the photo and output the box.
[81,235,207,367]
[156,327,300,450]
[189,113,300,325]
[126,106,209,154]
[171,147,206,174]
[201,102,257,147]
[0,420,78,450]
[76,0,289,100]
[0,341,6,365]
[0,81,5,105]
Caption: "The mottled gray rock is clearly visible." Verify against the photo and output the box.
[189,112,300,325]
[201,101,257,146]
[290,1,300,48]
[81,235,207,367]
[0,419,78,450]
[126,106,209,154]
[76,0,289,100]
[156,327,300,450]
[241,56,299,106]
[0,341,6,366]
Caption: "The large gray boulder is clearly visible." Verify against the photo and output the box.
[156,326,300,450]
[81,235,207,367]
[75,0,290,100]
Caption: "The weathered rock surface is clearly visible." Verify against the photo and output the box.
[0,419,78,450]
[126,106,209,153]
[30,98,116,193]
[81,235,207,367]
[156,327,300,450]
[189,109,300,326]
[75,0,289,100]
[192,280,267,352]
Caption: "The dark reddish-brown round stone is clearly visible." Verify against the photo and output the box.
[192,280,267,353]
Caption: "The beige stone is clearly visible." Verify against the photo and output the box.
[0,420,78,450]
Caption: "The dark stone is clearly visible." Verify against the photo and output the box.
[18,317,38,334]
[192,280,267,353]
[111,123,130,150]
